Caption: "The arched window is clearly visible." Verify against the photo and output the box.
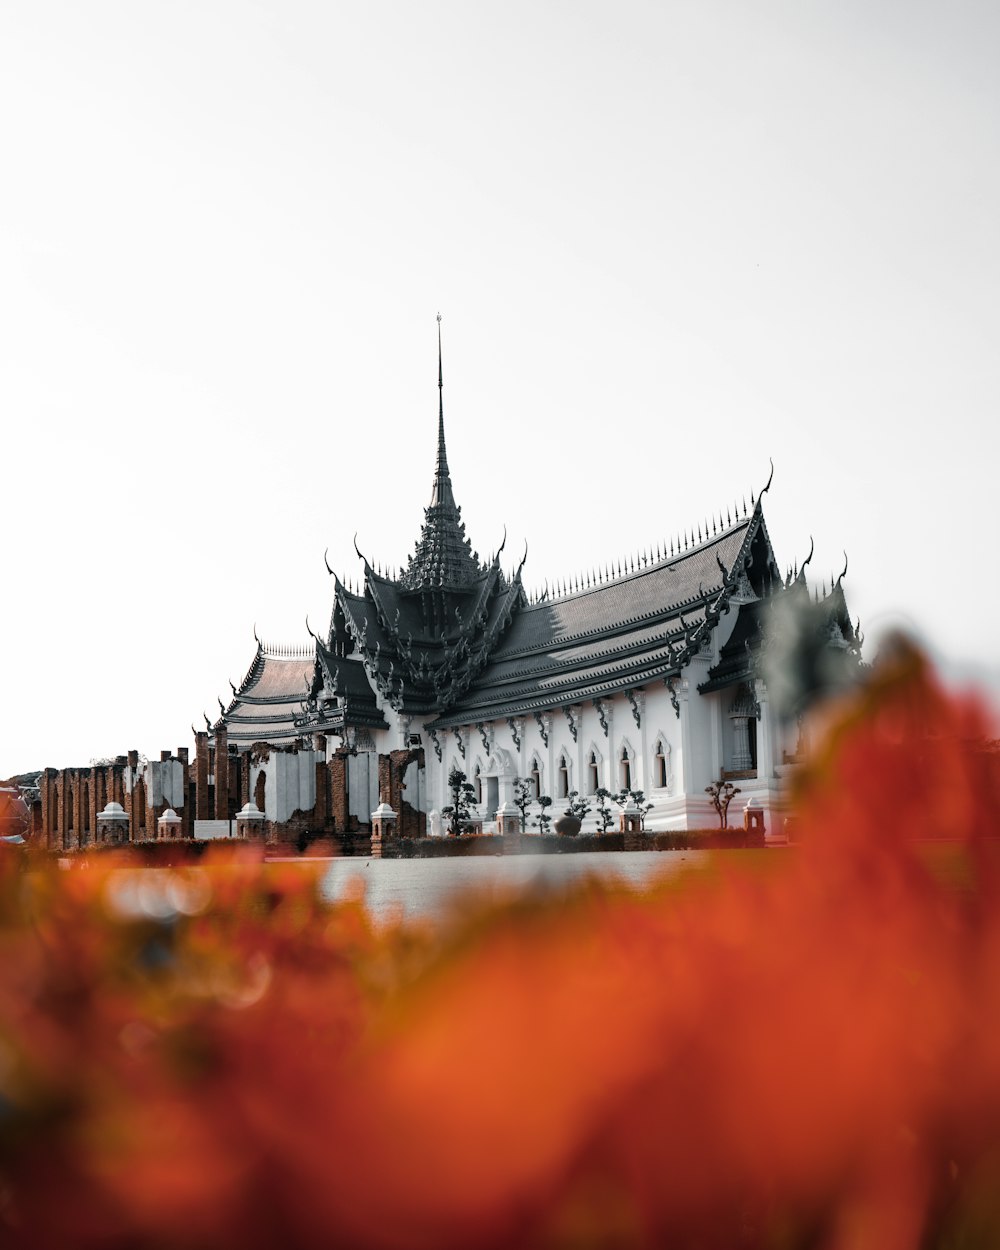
[620,745,632,793]
[53,787,60,833]
[587,751,599,795]
[67,786,74,831]
[558,753,570,798]
[654,739,668,789]
[255,772,266,814]
[473,764,482,804]
[529,758,542,801]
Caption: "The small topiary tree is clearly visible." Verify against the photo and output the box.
[512,777,534,833]
[594,787,616,834]
[442,765,477,835]
[531,794,554,835]
[705,777,741,830]
[566,790,590,821]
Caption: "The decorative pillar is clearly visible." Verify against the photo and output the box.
[157,808,182,840]
[96,802,130,845]
[743,798,765,840]
[235,800,265,840]
[370,801,397,859]
[620,795,645,855]
[496,800,521,855]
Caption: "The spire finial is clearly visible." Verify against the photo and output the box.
[429,313,455,510]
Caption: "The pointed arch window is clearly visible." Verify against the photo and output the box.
[83,782,91,832]
[67,786,74,831]
[587,750,600,795]
[53,787,60,833]
[529,758,542,801]
[557,752,570,799]
[473,764,482,804]
[620,745,632,793]
[654,739,668,789]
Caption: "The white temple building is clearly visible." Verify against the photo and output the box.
[211,324,861,842]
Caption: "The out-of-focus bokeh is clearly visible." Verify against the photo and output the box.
[0,642,999,1248]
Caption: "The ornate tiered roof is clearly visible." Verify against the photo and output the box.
[209,328,858,751]
[398,316,483,591]
[315,319,525,720]
[214,639,317,747]
[432,497,783,727]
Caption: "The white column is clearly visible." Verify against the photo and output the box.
[709,695,722,782]
[543,713,554,802]
[678,680,693,796]
[755,679,773,781]
[606,703,615,792]
[575,706,585,800]
[637,693,648,792]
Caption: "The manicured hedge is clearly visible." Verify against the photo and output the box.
[389,835,505,858]
[653,828,766,851]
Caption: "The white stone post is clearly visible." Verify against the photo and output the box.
[497,799,521,855]
[235,800,265,840]
[97,801,130,845]
[157,808,182,840]
[370,801,397,859]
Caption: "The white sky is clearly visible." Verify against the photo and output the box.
[2,1,998,775]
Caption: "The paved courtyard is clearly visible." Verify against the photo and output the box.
[320,849,709,923]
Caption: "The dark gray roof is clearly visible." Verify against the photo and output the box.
[433,519,756,726]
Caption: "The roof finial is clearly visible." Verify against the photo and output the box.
[428,313,456,510]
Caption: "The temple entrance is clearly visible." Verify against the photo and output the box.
[483,747,516,813]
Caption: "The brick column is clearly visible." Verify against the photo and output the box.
[40,769,56,849]
[86,767,99,847]
[194,733,210,820]
[330,755,349,832]
[214,728,229,820]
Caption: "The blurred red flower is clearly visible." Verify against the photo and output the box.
[1,641,999,1249]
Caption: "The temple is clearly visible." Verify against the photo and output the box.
[34,324,862,849]
[208,320,862,842]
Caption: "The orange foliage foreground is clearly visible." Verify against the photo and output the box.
[2,645,1000,1250]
